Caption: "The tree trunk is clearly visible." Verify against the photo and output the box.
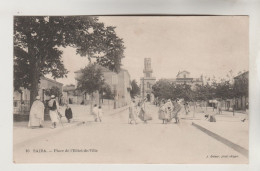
[98,92,101,106]
[29,64,40,107]
[28,41,40,108]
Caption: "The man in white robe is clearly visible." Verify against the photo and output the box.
[49,95,60,128]
[28,96,44,128]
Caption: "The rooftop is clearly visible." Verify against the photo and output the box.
[40,77,63,86]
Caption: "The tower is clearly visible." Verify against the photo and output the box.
[140,58,156,101]
[143,58,153,78]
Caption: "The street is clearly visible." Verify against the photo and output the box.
[13,103,247,164]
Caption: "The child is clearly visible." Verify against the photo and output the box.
[93,104,98,122]
[65,104,73,123]
[97,106,103,122]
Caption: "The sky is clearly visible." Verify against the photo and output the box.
[55,16,249,85]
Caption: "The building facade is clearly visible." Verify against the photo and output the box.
[140,58,156,101]
[168,70,203,90]
[13,77,63,115]
[233,71,249,110]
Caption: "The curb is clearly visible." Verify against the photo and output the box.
[14,121,85,149]
[192,122,248,158]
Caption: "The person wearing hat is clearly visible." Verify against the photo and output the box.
[28,96,44,129]
[48,95,60,128]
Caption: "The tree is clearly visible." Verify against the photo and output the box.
[193,83,214,101]
[44,86,62,101]
[130,80,140,98]
[76,63,104,113]
[172,84,194,101]
[214,80,234,100]
[14,16,125,106]
[152,79,172,100]
[100,83,113,102]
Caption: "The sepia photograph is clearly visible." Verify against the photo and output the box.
[13,15,249,164]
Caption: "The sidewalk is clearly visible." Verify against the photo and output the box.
[13,104,130,147]
[186,109,249,158]
[13,118,84,147]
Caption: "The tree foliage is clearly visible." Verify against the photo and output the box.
[130,79,140,98]
[44,86,62,99]
[14,16,125,105]
[193,84,214,101]
[100,83,114,99]
[152,71,248,102]
[152,79,172,100]
[76,63,104,95]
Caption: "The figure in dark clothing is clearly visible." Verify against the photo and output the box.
[65,104,73,123]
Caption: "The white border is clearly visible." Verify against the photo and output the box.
[0,0,259,171]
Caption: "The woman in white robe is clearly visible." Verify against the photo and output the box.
[28,96,44,128]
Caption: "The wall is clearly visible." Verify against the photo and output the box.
[13,78,63,115]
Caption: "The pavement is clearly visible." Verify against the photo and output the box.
[13,103,130,148]
[182,107,249,157]
[13,103,249,164]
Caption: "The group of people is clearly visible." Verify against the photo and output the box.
[128,98,153,124]
[28,95,73,129]
[92,104,103,122]
[158,99,182,124]
[128,98,184,125]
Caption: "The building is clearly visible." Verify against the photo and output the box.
[74,65,132,108]
[13,77,63,117]
[233,71,249,110]
[62,84,79,104]
[140,58,156,101]
[168,70,203,90]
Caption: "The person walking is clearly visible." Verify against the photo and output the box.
[129,100,138,124]
[217,100,222,114]
[158,100,166,124]
[172,99,182,123]
[92,104,99,122]
[97,106,103,122]
[48,95,60,129]
[184,102,190,115]
[65,104,73,123]
[28,96,44,129]
[138,98,152,124]
[164,99,173,123]
[241,102,249,122]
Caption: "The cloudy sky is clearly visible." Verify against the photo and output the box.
[56,16,249,85]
